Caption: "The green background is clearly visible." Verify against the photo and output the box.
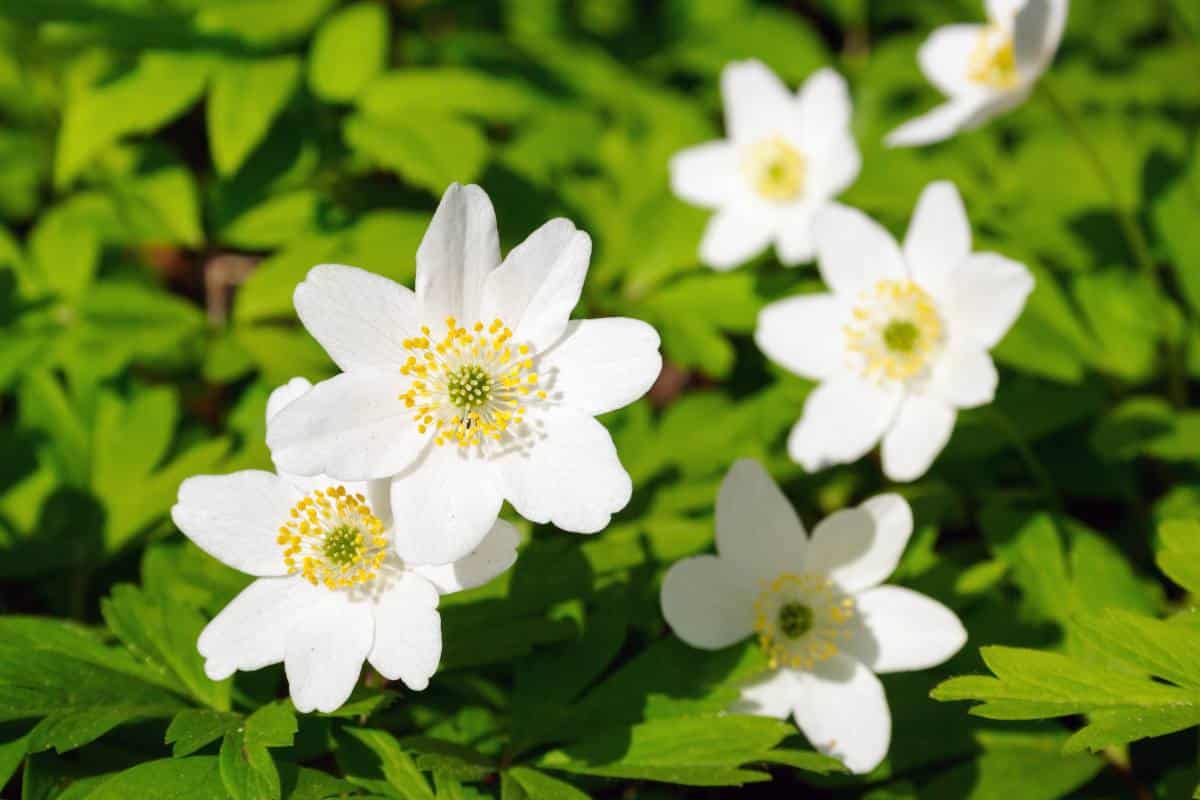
[1,0,1199,797]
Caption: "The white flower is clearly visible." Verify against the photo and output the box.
[755,182,1033,481]
[172,378,520,714]
[660,459,966,774]
[886,0,1069,147]
[669,60,861,270]
[265,184,662,565]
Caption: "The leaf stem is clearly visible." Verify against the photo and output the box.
[986,406,1063,514]
[1038,80,1157,280]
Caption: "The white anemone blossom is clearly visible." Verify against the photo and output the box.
[669,60,861,270]
[755,182,1033,481]
[660,460,966,774]
[172,378,520,713]
[886,0,1068,147]
[266,184,662,566]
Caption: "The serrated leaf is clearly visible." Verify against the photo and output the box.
[502,767,589,800]
[1158,519,1200,594]
[209,57,302,177]
[343,112,489,196]
[166,709,242,757]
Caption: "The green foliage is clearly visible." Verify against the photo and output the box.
[0,0,1197,798]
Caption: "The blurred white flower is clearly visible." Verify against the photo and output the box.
[660,459,965,774]
[266,184,661,565]
[886,0,1069,147]
[669,60,861,270]
[173,378,520,714]
[755,182,1033,481]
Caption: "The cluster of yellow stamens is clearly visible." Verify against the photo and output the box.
[399,317,546,449]
[277,486,388,590]
[968,27,1019,89]
[754,573,857,670]
[743,136,807,202]
[845,279,943,383]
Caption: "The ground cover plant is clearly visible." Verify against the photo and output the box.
[1,0,1199,798]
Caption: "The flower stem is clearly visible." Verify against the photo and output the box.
[1038,80,1157,281]
[986,406,1062,514]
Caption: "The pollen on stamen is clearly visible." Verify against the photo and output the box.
[398,316,545,450]
[277,485,388,590]
[844,279,943,383]
[753,573,857,671]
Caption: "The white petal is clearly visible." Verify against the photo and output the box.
[1014,0,1068,75]
[389,444,504,566]
[987,0,1025,22]
[945,252,1034,348]
[284,590,374,713]
[880,394,956,482]
[699,206,774,270]
[367,571,442,691]
[198,576,322,680]
[918,25,988,98]
[930,345,998,409]
[412,519,520,594]
[848,585,966,674]
[715,459,808,584]
[796,68,853,155]
[805,494,913,593]
[808,134,861,199]
[495,406,632,535]
[904,181,971,302]
[660,555,756,649]
[794,654,891,775]
[732,668,805,719]
[813,204,906,299]
[773,204,819,266]
[539,318,661,417]
[721,59,796,143]
[669,141,742,209]
[416,183,500,325]
[787,375,901,472]
[171,472,295,577]
[884,99,987,148]
[480,219,591,351]
[267,371,428,481]
[294,264,418,372]
[266,377,314,424]
[755,292,846,381]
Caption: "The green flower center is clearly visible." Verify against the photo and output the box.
[446,364,492,410]
[322,525,363,567]
[777,602,814,640]
[882,319,920,353]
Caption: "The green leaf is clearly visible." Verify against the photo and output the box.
[933,631,1200,753]
[209,57,302,177]
[358,68,545,123]
[0,630,187,753]
[338,727,435,800]
[56,52,211,187]
[538,715,791,786]
[1158,519,1200,594]
[220,728,281,800]
[28,204,100,300]
[100,583,231,711]
[503,767,589,800]
[165,709,241,757]
[916,730,1103,800]
[344,112,489,195]
[80,756,226,800]
[309,2,389,102]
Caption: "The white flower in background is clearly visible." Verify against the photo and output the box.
[755,182,1033,481]
[886,0,1069,147]
[660,460,966,774]
[669,60,861,270]
[172,378,520,713]
[266,184,662,566]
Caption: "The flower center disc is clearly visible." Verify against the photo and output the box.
[277,486,389,590]
[399,317,547,449]
[754,573,856,670]
[744,136,806,202]
[845,280,943,382]
[968,29,1019,89]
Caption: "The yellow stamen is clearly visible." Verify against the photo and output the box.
[844,279,942,382]
[754,573,857,670]
[742,135,806,202]
[277,485,388,589]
